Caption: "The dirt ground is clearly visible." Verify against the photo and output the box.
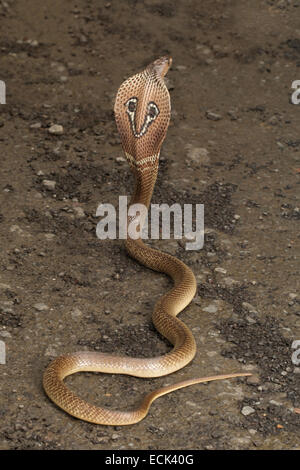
[0,0,299,451]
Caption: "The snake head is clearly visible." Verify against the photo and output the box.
[114,57,172,172]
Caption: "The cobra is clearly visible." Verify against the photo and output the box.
[43,57,251,425]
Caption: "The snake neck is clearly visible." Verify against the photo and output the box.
[126,163,159,241]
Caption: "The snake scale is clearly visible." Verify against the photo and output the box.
[43,57,251,425]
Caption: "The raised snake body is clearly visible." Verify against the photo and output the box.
[43,57,250,425]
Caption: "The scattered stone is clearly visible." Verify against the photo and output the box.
[73,206,85,218]
[246,316,257,324]
[42,179,56,190]
[242,302,258,314]
[289,293,297,300]
[227,109,238,120]
[33,303,49,312]
[71,307,83,319]
[44,344,57,356]
[241,405,255,416]
[0,304,13,313]
[203,303,218,313]
[29,122,42,129]
[268,115,280,126]
[9,225,23,235]
[215,267,227,274]
[0,330,11,338]
[0,283,11,289]
[48,124,64,135]
[248,429,257,435]
[185,144,210,165]
[44,233,55,240]
[196,44,212,55]
[222,277,240,287]
[206,111,222,121]
[29,39,39,47]
[176,65,187,71]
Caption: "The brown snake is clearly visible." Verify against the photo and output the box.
[43,57,251,425]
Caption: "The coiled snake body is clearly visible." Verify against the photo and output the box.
[43,57,250,425]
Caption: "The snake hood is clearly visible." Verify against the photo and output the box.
[114,56,172,171]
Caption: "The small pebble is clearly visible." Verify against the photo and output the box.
[215,267,227,274]
[48,124,64,135]
[203,303,218,313]
[33,303,49,312]
[71,308,83,319]
[289,293,297,300]
[42,180,56,190]
[206,111,222,121]
[73,206,85,218]
[242,302,258,314]
[44,233,55,240]
[30,122,42,129]
[247,375,260,385]
[246,316,257,324]
[241,406,255,416]
[185,145,210,165]
[0,331,12,338]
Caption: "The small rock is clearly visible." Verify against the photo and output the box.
[48,124,64,135]
[222,277,240,287]
[248,429,257,435]
[185,145,210,165]
[268,115,279,126]
[42,179,56,190]
[0,305,13,314]
[206,111,222,121]
[247,375,260,385]
[0,283,11,289]
[242,302,258,314]
[44,345,57,357]
[33,303,49,312]
[71,308,83,319]
[0,331,12,338]
[241,406,255,416]
[30,122,42,129]
[29,39,39,47]
[203,303,218,313]
[246,316,257,324]
[45,233,55,240]
[73,206,85,218]
[289,293,297,300]
[227,110,238,120]
[215,267,227,274]
[10,225,23,234]
[176,65,187,71]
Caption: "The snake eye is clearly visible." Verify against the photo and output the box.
[148,102,159,120]
[126,97,137,113]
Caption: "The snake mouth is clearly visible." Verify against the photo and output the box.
[151,56,172,78]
